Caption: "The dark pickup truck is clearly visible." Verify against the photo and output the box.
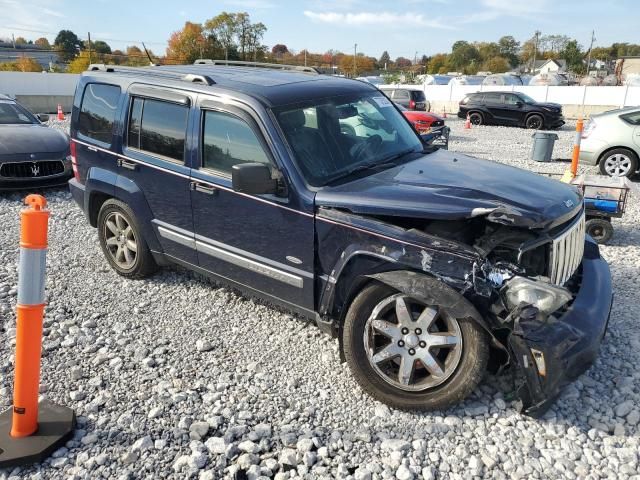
[68,61,612,415]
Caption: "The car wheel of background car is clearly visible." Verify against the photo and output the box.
[97,199,158,279]
[342,282,488,410]
[469,112,483,126]
[525,114,544,129]
[585,218,614,244]
[599,148,638,178]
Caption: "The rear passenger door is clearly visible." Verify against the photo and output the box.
[483,93,506,124]
[119,85,197,264]
[502,93,525,125]
[189,96,315,312]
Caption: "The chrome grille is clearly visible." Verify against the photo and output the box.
[0,160,64,179]
[549,213,585,285]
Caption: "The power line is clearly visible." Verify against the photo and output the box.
[1,25,168,47]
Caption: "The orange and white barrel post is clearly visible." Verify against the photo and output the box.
[562,118,584,183]
[0,195,75,468]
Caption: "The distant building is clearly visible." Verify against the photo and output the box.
[0,42,61,69]
[536,59,567,74]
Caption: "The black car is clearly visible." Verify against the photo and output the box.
[0,94,71,191]
[379,87,430,111]
[69,61,611,416]
[458,91,565,129]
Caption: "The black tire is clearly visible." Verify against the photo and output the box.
[585,218,614,244]
[342,282,489,411]
[469,112,483,126]
[97,199,158,279]
[598,148,639,178]
[525,114,544,129]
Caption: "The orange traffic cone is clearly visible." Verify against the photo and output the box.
[57,104,64,121]
[464,113,471,129]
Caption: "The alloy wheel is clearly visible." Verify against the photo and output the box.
[603,153,632,177]
[363,294,463,392]
[103,212,138,270]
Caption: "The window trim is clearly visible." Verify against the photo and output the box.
[77,82,121,147]
[197,106,276,180]
[124,95,189,165]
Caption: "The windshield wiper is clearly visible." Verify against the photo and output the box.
[343,148,418,176]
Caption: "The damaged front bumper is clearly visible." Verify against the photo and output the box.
[508,237,612,416]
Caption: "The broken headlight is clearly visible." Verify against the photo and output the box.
[502,277,572,315]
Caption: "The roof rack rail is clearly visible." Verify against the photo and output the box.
[182,73,216,86]
[87,64,115,72]
[193,59,319,74]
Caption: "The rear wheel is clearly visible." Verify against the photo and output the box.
[97,199,158,279]
[343,282,488,410]
[469,112,483,126]
[585,218,614,244]
[599,148,638,178]
[525,114,544,129]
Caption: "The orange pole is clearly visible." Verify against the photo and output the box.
[570,118,584,177]
[10,195,49,438]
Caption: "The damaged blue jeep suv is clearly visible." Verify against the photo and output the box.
[68,60,612,415]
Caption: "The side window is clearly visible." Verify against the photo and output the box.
[484,93,501,104]
[201,110,270,174]
[394,90,410,100]
[621,111,640,125]
[127,97,188,162]
[77,83,120,145]
[504,94,520,105]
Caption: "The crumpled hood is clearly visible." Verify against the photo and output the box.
[315,149,582,229]
[0,124,69,156]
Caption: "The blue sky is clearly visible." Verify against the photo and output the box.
[0,0,637,59]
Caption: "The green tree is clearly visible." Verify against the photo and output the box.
[271,44,288,58]
[476,42,500,62]
[379,50,391,68]
[204,12,238,61]
[92,40,111,55]
[34,37,50,49]
[15,36,28,45]
[449,40,480,73]
[561,39,584,73]
[498,35,520,66]
[54,30,82,62]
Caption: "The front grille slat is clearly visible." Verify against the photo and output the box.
[549,213,585,285]
[0,160,65,179]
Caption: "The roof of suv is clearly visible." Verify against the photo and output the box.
[82,64,376,108]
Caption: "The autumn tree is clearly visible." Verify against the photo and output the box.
[15,36,28,45]
[34,37,50,49]
[394,57,412,68]
[166,22,208,64]
[427,53,448,74]
[482,56,510,73]
[67,51,93,73]
[338,54,374,77]
[1,57,43,72]
[126,45,152,66]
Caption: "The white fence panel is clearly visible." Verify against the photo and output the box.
[584,86,623,106]
[623,86,640,106]
[520,86,548,102]
[0,72,79,96]
[545,86,585,105]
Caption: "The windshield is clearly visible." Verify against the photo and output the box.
[274,93,423,186]
[0,102,38,125]
[518,93,537,104]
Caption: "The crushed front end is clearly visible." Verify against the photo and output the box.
[476,212,613,416]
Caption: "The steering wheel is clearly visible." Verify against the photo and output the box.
[352,135,383,163]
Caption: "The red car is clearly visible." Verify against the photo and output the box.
[396,103,445,133]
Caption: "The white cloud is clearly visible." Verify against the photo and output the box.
[303,10,453,29]
[0,0,64,40]
[480,0,547,17]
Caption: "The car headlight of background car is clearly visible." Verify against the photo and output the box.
[502,276,572,315]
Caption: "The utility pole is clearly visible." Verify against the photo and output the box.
[585,30,596,76]
[11,33,15,48]
[304,49,307,67]
[87,32,92,65]
[531,30,541,74]
[414,51,418,65]
[353,43,357,77]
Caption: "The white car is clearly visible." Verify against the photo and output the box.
[580,107,640,178]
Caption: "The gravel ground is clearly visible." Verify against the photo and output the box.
[1,118,639,480]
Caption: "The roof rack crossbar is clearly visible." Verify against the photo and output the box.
[88,64,115,72]
[193,59,319,74]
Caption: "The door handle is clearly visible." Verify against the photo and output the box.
[118,158,138,171]
[87,146,98,152]
[191,182,217,195]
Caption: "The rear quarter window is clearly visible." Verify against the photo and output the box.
[620,111,640,125]
[77,83,121,145]
[410,91,426,101]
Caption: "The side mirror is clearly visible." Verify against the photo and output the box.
[37,113,49,122]
[515,101,524,108]
[232,163,277,195]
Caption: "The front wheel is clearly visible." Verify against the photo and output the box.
[585,218,614,244]
[343,283,488,410]
[525,114,544,129]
